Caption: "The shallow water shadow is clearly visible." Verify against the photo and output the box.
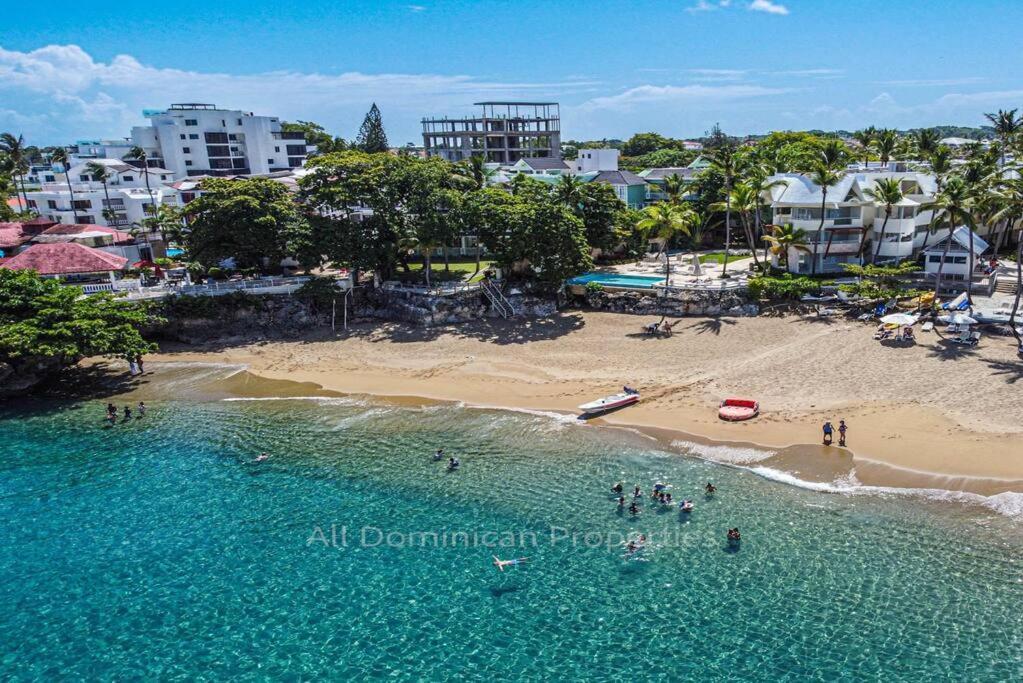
[577,403,639,422]
[982,357,1023,384]
[724,543,741,555]
[488,585,522,598]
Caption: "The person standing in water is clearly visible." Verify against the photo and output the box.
[137,402,146,418]
[838,420,847,447]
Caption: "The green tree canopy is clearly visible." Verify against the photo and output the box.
[183,177,310,269]
[355,103,389,153]
[0,269,156,368]
[281,120,347,156]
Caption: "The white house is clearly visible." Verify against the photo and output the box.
[129,103,310,178]
[766,170,938,274]
[923,226,990,293]
[25,159,175,228]
[507,157,569,176]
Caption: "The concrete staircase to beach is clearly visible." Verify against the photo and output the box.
[994,276,1019,295]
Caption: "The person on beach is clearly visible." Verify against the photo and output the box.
[823,421,834,446]
[135,355,144,374]
[137,401,146,418]
[838,420,847,447]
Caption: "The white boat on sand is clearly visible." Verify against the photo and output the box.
[578,391,639,416]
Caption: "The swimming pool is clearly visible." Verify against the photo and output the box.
[166,247,184,258]
[567,272,665,289]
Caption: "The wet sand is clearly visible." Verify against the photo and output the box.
[142,310,1023,496]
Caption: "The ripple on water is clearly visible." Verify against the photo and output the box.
[0,397,1020,680]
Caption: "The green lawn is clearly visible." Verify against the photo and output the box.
[407,259,495,281]
[697,252,730,264]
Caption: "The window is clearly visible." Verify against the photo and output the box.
[44,174,55,182]
[206,145,230,157]
[76,215,94,224]
[122,175,134,181]
[180,134,186,140]
[185,160,193,166]
[286,144,306,156]
[952,256,967,264]
[182,147,190,154]
[268,158,274,164]
[221,119,226,126]
[79,174,90,182]
[73,200,92,210]
[26,199,37,208]
[228,134,237,141]
[181,192,196,203]
[185,119,198,126]
[237,118,242,126]
[189,134,199,140]
[47,200,58,209]
[275,146,280,153]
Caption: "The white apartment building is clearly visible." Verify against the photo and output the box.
[128,103,310,177]
[766,169,938,274]
[25,159,175,228]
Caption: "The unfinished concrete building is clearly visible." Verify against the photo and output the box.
[421,102,560,164]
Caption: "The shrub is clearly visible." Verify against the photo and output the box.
[295,277,342,312]
[207,267,226,280]
[747,273,822,300]
[585,281,605,293]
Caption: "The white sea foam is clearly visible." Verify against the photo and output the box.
[221,396,366,407]
[748,466,1023,519]
[671,439,775,464]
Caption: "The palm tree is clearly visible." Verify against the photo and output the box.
[871,129,898,168]
[705,142,739,277]
[681,209,710,277]
[125,146,155,226]
[709,182,762,270]
[85,161,116,224]
[0,132,31,210]
[864,178,905,263]
[453,155,493,191]
[662,173,687,205]
[919,146,955,254]
[1010,231,1022,351]
[852,127,876,168]
[807,160,844,275]
[915,128,939,160]
[984,108,1020,167]
[635,203,689,287]
[49,148,80,223]
[555,173,585,209]
[744,162,783,267]
[762,223,810,272]
[919,176,975,301]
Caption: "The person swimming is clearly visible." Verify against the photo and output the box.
[493,556,529,571]
[680,500,694,513]
[448,457,460,470]
[434,448,444,461]
[611,482,623,494]
[253,453,270,463]
[617,496,626,508]
[629,502,639,515]
[727,528,741,542]
[633,485,642,498]
[705,483,717,494]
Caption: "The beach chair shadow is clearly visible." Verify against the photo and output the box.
[927,340,979,361]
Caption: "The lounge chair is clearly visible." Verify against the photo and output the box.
[921,321,934,332]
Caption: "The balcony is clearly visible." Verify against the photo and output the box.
[273,131,306,140]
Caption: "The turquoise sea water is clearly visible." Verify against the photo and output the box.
[1,377,1022,680]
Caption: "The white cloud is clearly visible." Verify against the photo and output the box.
[407,5,426,11]
[0,44,599,144]
[579,83,790,112]
[877,77,987,87]
[688,68,749,82]
[748,0,789,15]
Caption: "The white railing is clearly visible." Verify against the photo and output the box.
[480,279,514,317]
[380,280,481,296]
[657,278,749,293]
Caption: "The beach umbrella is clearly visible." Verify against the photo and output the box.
[939,313,977,325]
[880,313,917,326]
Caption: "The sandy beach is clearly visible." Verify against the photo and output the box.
[149,310,1023,495]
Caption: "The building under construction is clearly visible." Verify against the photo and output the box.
[421,102,560,164]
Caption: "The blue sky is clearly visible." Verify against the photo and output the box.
[3,0,1023,146]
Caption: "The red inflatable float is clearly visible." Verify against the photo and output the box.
[718,397,759,421]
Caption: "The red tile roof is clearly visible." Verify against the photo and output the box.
[0,223,30,250]
[0,242,129,275]
[40,224,135,243]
